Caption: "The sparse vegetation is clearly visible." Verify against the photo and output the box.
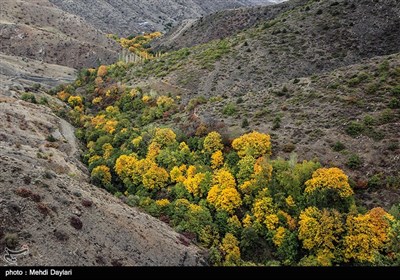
[347,154,363,170]
[21,93,37,104]
[345,122,364,137]
[223,103,237,116]
[332,141,346,152]
[46,134,57,142]
[4,233,19,249]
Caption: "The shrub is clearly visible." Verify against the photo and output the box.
[187,96,207,111]
[387,141,399,151]
[363,115,375,127]
[272,116,281,130]
[380,109,394,124]
[282,143,296,153]
[223,103,237,116]
[4,233,19,248]
[368,174,382,189]
[332,141,345,152]
[54,230,69,242]
[21,93,37,103]
[37,202,50,215]
[39,96,48,105]
[46,134,57,142]
[346,154,362,169]
[236,97,244,104]
[391,85,400,95]
[82,199,93,207]
[241,118,249,128]
[15,187,32,198]
[388,98,400,109]
[365,129,385,142]
[345,122,364,137]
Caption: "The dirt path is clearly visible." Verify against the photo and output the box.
[162,19,197,47]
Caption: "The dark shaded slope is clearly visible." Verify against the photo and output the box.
[152,0,306,51]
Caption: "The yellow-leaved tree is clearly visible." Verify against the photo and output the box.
[152,128,177,148]
[104,120,118,134]
[183,166,206,197]
[232,131,271,158]
[305,167,353,198]
[211,150,224,169]
[207,169,242,214]
[114,154,138,180]
[220,233,241,265]
[97,65,108,77]
[170,166,185,183]
[91,165,111,186]
[142,165,169,190]
[298,207,344,266]
[156,96,174,111]
[68,95,83,107]
[146,142,161,161]
[252,196,278,231]
[344,207,394,263]
[102,143,113,160]
[203,131,224,153]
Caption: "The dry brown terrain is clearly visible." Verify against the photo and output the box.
[49,0,284,36]
[0,0,119,69]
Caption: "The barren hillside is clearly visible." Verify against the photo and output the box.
[0,0,119,69]
[152,0,305,51]
[49,0,285,36]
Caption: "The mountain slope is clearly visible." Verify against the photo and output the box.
[0,91,207,266]
[134,0,400,95]
[0,0,119,69]
[152,0,306,51]
[123,0,400,186]
[49,0,284,36]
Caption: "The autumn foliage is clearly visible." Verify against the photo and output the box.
[232,131,271,158]
[55,62,400,267]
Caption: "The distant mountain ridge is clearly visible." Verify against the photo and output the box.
[49,0,285,36]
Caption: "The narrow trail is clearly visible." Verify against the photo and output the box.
[162,19,196,46]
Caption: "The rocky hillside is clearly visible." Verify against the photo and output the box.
[137,0,400,95]
[49,0,285,36]
[124,0,400,191]
[152,0,306,51]
[0,53,77,93]
[0,90,207,266]
[0,0,120,69]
